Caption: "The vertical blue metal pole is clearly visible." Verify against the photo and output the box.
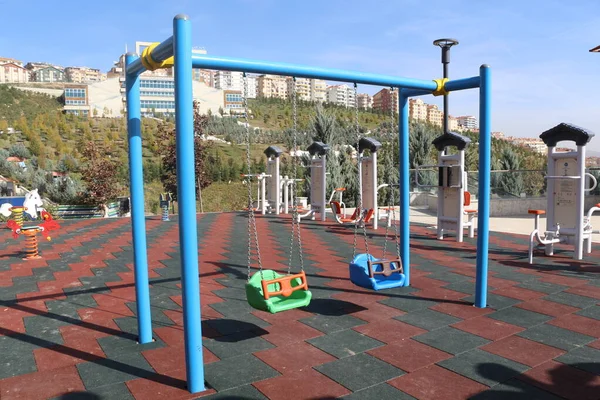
[399,91,410,286]
[125,54,153,344]
[173,14,205,393]
[475,65,491,308]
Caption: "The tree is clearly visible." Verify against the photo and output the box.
[157,101,212,201]
[8,143,31,159]
[409,122,435,188]
[79,141,121,206]
[497,147,524,197]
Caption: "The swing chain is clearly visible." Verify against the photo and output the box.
[243,73,263,280]
[288,77,304,273]
[352,83,370,260]
[382,88,397,259]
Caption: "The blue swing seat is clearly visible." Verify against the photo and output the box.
[349,253,406,291]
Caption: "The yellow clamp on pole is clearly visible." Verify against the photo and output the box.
[141,43,174,71]
[432,78,449,96]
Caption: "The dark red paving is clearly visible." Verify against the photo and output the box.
[0,213,598,399]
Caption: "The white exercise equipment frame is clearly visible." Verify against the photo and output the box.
[299,141,330,222]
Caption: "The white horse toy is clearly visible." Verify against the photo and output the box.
[0,189,44,219]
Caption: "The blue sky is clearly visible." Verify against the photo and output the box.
[2,0,599,151]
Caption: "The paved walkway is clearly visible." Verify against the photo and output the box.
[0,213,598,399]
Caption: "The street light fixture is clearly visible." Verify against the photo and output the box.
[433,38,459,135]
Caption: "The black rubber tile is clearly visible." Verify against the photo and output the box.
[413,326,490,355]
[201,384,268,399]
[517,324,595,351]
[77,352,155,389]
[555,346,600,375]
[543,292,598,309]
[23,315,67,345]
[470,378,563,399]
[516,280,568,295]
[492,271,538,283]
[299,314,367,334]
[438,348,529,386]
[212,287,248,302]
[204,354,279,392]
[203,331,274,359]
[463,293,521,310]
[0,335,38,379]
[576,305,600,320]
[315,353,404,391]
[307,329,384,358]
[395,308,462,331]
[428,271,472,284]
[97,333,164,359]
[49,383,135,400]
[442,281,480,295]
[205,315,270,336]
[209,299,254,318]
[379,295,438,313]
[488,307,552,328]
[340,383,416,399]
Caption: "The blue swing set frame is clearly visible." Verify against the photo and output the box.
[125,14,491,394]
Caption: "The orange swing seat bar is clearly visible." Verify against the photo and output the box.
[261,271,309,300]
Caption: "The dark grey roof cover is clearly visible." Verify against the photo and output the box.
[432,131,471,151]
[307,141,330,156]
[358,137,382,153]
[539,123,595,147]
[264,145,284,158]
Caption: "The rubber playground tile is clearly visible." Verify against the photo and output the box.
[517,360,600,400]
[564,284,600,300]
[451,316,525,341]
[388,364,488,400]
[260,320,323,347]
[576,305,600,320]
[307,329,384,359]
[515,297,581,318]
[125,368,215,400]
[202,330,274,360]
[413,326,490,355]
[429,301,494,320]
[340,383,416,399]
[202,385,268,400]
[0,365,85,400]
[548,313,600,338]
[204,354,279,392]
[254,341,336,374]
[252,368,350,400]
[543,291,599,309]
[487,307,553,328]
[298,313,367,334]
[394,308,462,331]
[367,339,452,373]
[517,323,596,351]
[378,293,439,312]
[314,352,404,392]
[463,293,522,310]
[204,313,271,336]
[555,346,600,375]
[516,279,568,295]
[481,336,565,367]
[69,382,136,400]
[492,285,548,301]
[469,378,564,400]
[438,348,529,387]
[77,351,156,389]
[353,318,426,343]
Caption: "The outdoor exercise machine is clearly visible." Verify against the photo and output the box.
[159,192,172,221]
[124,17,491,393]
[298,141,330,222]
[416,132,476,242]
[262,145,283,215]
[528,123,600,263]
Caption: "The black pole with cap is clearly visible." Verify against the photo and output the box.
[433,38,459,134]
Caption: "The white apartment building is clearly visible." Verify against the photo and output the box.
[310,79,327,103]
[287,77,311,101]
[427,104,443,128]
[326,84,355,107]
[0,62,29,83]
[65,67,107,83]
[448,116,459,131]
[457,115,478,130]
[245,75,257,99]
[409,98,428,122]
[356,93,372,110]
[214,70,243,91]
[257,74,288,99]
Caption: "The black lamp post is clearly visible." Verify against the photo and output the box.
[433,38,459,134]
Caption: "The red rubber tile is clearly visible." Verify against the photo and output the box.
[254,341,336,374]
[416,287,468,301]
[388,364,487,400]
[34,339,104,372]
[539,274,591,287]
[252,308,313,324]
[143,345,218,375]
[332,290,388,305]
[564,285,600,300]
[430,301,494,320]
[482,336,565,367]
[262,321,324,347]
[126,367,216,400]
[411,276,448,290]
[549,314,600,338]
[451,316,525,341]
[492,286,546,301]
[353,318,426,344]
[367,339,452,372]
[518,360,600,400]
[154,326,185,347]
[487,276,520,289]
[350,302,406,323]
[253,368,350,400]
[515,297,581,317]
[0,365,85,400]
[588,339,600,349]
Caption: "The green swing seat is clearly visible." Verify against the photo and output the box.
[245,269,312,314]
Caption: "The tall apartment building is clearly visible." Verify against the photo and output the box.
[257,74,288,99]
[286,77,311,101]
[373,88,398,113]
[310,79,326,103]
[65,67,106,83]
[193,69,214,86]
[448,116,459,131]
[63,85,89,116]
[214,70,243,91]
[356,93,372,110]
[245,76,257,99]
[25,62,66,82]
[426,104,443,127]
[456,115,478,130]
[326,84,355,107]
[0,62,29,83]
[408,98,427,121]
